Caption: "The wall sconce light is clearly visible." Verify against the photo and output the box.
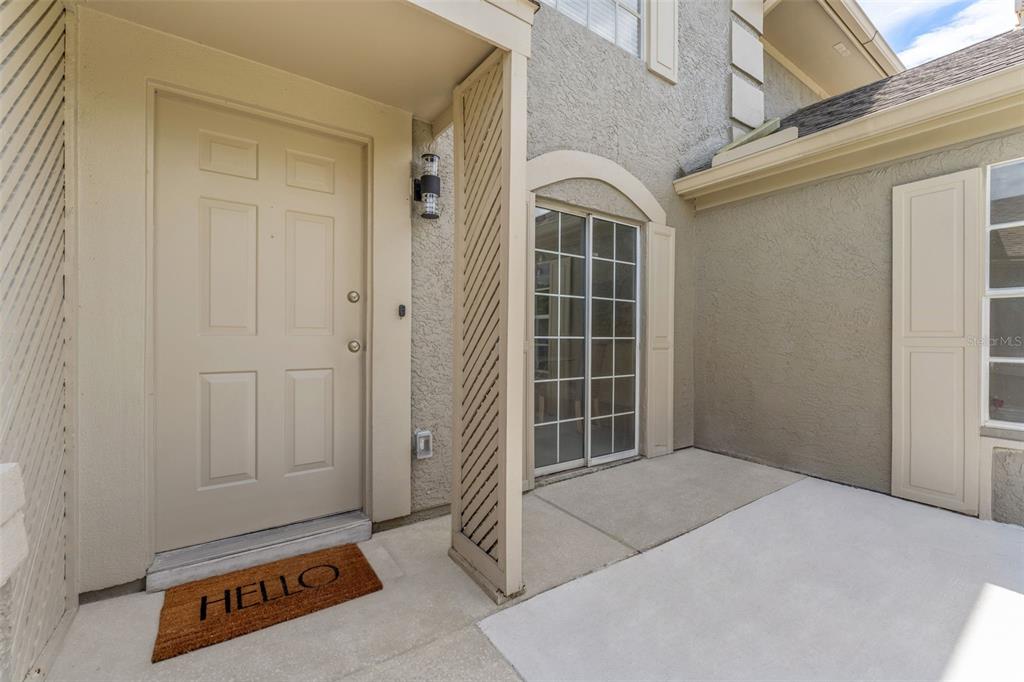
[414,153,441,220]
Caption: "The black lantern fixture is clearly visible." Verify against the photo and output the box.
[414,153,441,219]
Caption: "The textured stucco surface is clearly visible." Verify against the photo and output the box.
[694,131,1024,492]
[993,448,1024,526]
[763,54,820,121]
[536,178,648,223]
[0,581,11,682]
[408,3,738,501]
[410,121,456,512]
[528,3,736,449]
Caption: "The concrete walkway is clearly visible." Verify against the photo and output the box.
[46,449,1023,680]
[483,478,1024,681]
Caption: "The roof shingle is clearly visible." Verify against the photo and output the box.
[781,29,1024,138]
[687,30,1024,174]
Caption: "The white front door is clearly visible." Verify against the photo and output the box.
[154,92,366,551]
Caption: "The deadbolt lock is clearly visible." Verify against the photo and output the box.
[348,340,362,353]
[347,291,361,303]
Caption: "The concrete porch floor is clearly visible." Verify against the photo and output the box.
[48,449,1023,681]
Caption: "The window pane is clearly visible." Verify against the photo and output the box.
[615,263,635,300]
[614,376,635,412]
[559,420,585,462]
[535,381,558,423]
[989,362,1024,423]
[535,339,556,379]
[592,378,614,416]
[559,0,588,25]
[561,213,586,256]
[613,413,635,452]
[614,339,634,375]
[592,299,614,337]
[535,295,557,337]
[619,0,641,14]
[590,0,616,42]
[989,298,1024,358]
[536,209,559,251]
[559,338,586,378]
[990,227,1024,289]
[592,219,616,259]
[535,423,558,468]
[991,161,1024,225]
[560,255,585,296]
[591,417,614,457]
[593,259,614,298]
[535,250,558,295]
[616,224,637,262]
[616,8,640,57]
[592,339,614,377]
[560,297,586,336]
[560,379,585,421]
[615,300,635,337]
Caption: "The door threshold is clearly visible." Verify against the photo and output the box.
[146,510,370,592]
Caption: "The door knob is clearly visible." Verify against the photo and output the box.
[347,290,360,303]
[348,340,362,353]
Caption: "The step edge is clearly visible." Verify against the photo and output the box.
[146,522,371,592]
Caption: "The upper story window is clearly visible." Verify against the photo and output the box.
[984,158,1024,426]
[540,0,643,58]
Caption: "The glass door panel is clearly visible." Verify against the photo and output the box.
[534,208,586,471]
[590,221,638,463]
[533,207,639,474]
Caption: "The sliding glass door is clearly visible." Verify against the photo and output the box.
[533,206,640,475]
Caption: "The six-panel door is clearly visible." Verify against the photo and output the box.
[154,93,365,551]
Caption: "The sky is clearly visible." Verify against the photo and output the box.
[860,0,1019,67]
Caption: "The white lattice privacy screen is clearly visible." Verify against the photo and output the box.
[1,0,70,678]
[450,49,526,599]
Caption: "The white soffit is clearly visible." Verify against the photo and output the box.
[764,0,904,96]
[81,0,498,121]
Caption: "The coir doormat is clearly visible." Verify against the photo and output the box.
[152,544,382,662]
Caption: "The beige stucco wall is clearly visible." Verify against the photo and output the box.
[410,121,455,512]
[74,8,413,590]
[527,4,737,450]
[693,131,1024,492]
[764,54,819,121]
[407,5,826,509]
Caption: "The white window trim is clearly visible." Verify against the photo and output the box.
[539,0,646,60]
[981,156,1024,431]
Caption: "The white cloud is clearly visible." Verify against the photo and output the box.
[896,0,1018,67]
[860,0,963,35]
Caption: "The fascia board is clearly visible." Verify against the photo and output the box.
[674,63,1024,207]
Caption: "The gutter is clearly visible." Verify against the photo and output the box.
[674,63,1024,210]
[821,0,905,76]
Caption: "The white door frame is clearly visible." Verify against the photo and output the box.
[143,81,402,553]
[524,150,675,489]
[529,199,643,477]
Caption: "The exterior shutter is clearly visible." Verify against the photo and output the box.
[891,169,981,514]
[644,223,675,456]
[646,0,678,84]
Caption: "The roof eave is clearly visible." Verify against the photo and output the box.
[674,63,1024,210]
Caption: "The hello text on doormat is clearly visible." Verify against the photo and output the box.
[152,544,382,662]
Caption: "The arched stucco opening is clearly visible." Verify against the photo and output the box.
[522,150,675,488]
[526,150,668,225]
